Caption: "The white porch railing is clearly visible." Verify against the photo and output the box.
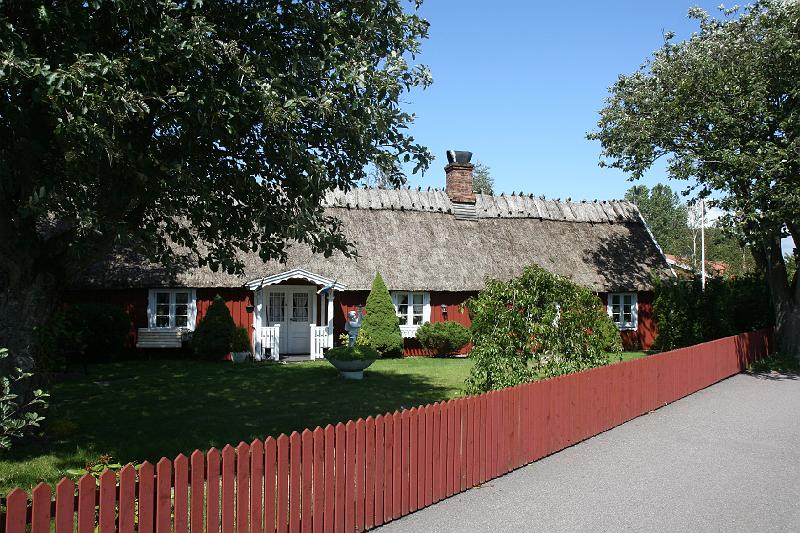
[310,325,332,359]
[260,325,281,360]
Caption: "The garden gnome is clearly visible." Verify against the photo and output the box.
[345,309,363,346]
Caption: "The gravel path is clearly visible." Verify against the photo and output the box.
[376,372,800,533]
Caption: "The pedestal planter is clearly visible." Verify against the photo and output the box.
[231,351,250,363]
[326,358,376,380]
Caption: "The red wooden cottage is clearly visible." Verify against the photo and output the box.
[71,155,675,357]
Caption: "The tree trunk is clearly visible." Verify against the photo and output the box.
[754,234,800,359]
[0,273,58,377]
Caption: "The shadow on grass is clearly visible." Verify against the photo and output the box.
[4,359,466,482]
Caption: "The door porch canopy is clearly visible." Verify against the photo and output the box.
[246,268,346,360]
[244,268,347,292]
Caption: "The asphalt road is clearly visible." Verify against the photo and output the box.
[376,372,800,533]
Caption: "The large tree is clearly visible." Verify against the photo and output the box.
[589,1,800,356]
[624,184,692,258]
[0,1,432,370]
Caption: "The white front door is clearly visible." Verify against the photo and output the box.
[288,290,312,353]
[262,286,314,354]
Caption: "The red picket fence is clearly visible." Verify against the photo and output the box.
[1,329,771,533]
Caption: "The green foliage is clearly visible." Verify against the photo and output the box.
[1,348,49,451]
[748,352,800,374]
[55,303,130,365]
[589,1,800,354]
[0,1,433,370]
[356,273,404,357]
[652,274,773,351]
[231,327,251,353]
[192,295,236,360]
[472,162,494,195]
[465,265,618,394]
[415,321,471,356]
[626,184,692,259]
[324,345,380,362]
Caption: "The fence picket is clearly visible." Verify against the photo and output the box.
[191,451,205,533]
[207,449,221,533]
[400,410,410,516]
[373,416,385,527]
[276,435,289,533]
[355,419,366,533]
[4,489,27,533]
[382,414,393,522]
[173,455,189,533]
[312,428,325,533]
[301,430,313,533]
[251,440,265,533]
[289,433,302,533]
[415,407,426,509]
[236,443,251,533]
[265,438,278,533]
[344,422,356,533]
[31,483,51,533]
[334,423,346,533]
[138,461,155,533]
[221,446,235,533]
[55,478,75,533]
[364,418,376,530]
[424,405,434,506]
[408,408,419,512]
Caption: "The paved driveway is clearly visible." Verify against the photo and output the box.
[376,373,800,533]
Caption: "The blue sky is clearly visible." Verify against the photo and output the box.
[401,1,725,199]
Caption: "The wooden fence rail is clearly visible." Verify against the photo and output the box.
[1,329,771,533]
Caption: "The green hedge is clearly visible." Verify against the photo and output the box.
[652,273,772,351]
[49,303,130,366]
[415,321,470,356]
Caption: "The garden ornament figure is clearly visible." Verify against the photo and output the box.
[345,309,363,346]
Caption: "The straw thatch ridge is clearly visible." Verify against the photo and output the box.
[78,191,673,292]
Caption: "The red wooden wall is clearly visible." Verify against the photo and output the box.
[1,329,772,533]
[66,288,656,354]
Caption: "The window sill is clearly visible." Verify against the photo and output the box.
[399,325,419,339]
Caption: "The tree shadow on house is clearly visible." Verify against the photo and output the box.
[2,359,467,490]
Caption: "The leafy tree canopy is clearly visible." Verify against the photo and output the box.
[471,161,494,195]
[0,1,432,362]
[625,184,691,258]
[590,1,800,355]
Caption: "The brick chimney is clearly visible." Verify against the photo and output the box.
[444,150,475,204]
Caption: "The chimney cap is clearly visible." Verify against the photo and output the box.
[446,150,473,165]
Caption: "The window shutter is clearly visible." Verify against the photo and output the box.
[423,292,431,323]
[147,289,156,329]
[631,292,639,329]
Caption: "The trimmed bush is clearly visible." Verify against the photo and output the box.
[356,273,403,357]
[465,265,620,394]
[324,345,380,362]
[652,273,773,351]
[415,321,471,356]
[51,303,130,365]
[231,327,251,353]
[192,295,236,360]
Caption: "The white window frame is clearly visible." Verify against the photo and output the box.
[147,289,197,330]
[607,292,638,331]
[391,291,431,337]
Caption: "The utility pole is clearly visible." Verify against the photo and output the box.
[701,199,706,290]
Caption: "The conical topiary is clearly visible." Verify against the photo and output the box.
[356,272,403,357]
[192,295,236,360]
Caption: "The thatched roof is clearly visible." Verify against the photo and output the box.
[78,188,674,292]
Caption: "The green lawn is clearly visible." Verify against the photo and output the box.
[1,351,647,493]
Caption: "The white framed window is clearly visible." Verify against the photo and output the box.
[607,292,637,330]
[147,289,197,330]
[391,291,431,337]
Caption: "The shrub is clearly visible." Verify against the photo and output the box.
[324,345,380,362]
[1,348,49,450]
[50,303,130,366]
[192,295,236,360]
[465,265,618,394]
[231,327,251,353]
[356,273,403,357]
[415,321,471,356]
[652,273,773,351]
